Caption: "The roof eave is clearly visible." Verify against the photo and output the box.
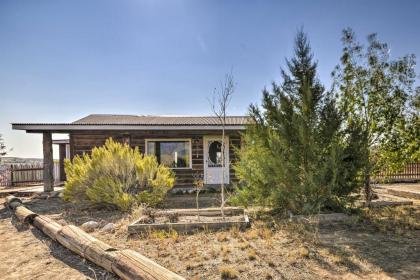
[12,123,246,132]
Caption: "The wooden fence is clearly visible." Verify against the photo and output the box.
[0,163,60,187]
[373,162,420,183]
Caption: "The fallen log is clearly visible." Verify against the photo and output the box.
[113,249,183,280]
[32,215,63,240]
[5,195,185,280]
[55,225,98,258]
[5,196,23,210]
[15,205,38,223]
[84,239,118,272]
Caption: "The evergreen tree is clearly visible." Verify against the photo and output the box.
[332,29,417,200]
[234,31,362,214]
[0,134,8,164]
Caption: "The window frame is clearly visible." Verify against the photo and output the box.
[145,138,193,169]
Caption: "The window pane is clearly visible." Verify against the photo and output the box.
[147,141,190,168]
[208,140,222,167]
[147,142,155,156]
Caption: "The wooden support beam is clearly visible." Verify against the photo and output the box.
[58,143,66,181]
[43,132,54,192]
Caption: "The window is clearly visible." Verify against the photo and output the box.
[146,139,191,169]
[207,140,222,167]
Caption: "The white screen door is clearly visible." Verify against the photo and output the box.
[203,136,229,184]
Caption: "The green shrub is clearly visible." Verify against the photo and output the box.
[64,138,175,211]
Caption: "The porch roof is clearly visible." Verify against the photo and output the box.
[12,114,250,132]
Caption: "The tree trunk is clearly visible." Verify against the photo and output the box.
[220,125,225,219]
[43,132,54,192]
[364,168,372,202]
[196,188,200,222]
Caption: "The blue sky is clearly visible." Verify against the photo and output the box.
[1,0,419,158]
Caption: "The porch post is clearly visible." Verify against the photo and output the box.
[58,143,66,181]
[43,132,54,192]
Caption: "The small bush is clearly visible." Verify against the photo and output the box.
[64,138,175,211]
[220,266,239,279]
[247,248,257,260]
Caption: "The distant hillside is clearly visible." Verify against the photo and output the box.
[0,157,43,165]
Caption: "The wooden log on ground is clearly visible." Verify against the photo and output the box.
[5,195,186,280]
[84,239,118,272]
[112,249,184,280]
[55,225,98,257]
[15,205,37,223]
[5,195,23,210]
[33,215,63,240]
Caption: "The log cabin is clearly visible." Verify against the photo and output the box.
[12,114,248,191]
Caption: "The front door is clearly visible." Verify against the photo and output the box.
[203,136,229,184]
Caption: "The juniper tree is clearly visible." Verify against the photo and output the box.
[234,31,362,214]
[332,29,417,201]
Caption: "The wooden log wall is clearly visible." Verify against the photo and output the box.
[69,130,242,188]
[5,196,185,280]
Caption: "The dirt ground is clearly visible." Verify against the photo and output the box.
[0,191,419,280]
[0,197,117,280]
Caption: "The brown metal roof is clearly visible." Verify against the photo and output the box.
[71,114,249,126]
[12,114,250,132]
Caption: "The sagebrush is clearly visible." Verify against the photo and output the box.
[64,138,175,211]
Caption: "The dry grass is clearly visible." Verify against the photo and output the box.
[359,205,420,234]
[247,248,257,260]
[219,266,239,279]
[5,196,420,280]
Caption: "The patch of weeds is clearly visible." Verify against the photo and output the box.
[288,246,310,261]
[244,229,258,240]
[229,226,241,238]
[247,248,257,260]
[217,231,229,242]
[210,247,219,258]
[282,221,320,244]
[265,273,273,280]
[220,266,239,279]
[258,226,273,239]
[149,229,179,241]
[150,230,167,240]
[221,245,231,256]
[168,229,179,242]
[359,206,420,234]
[238,241,250,251]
